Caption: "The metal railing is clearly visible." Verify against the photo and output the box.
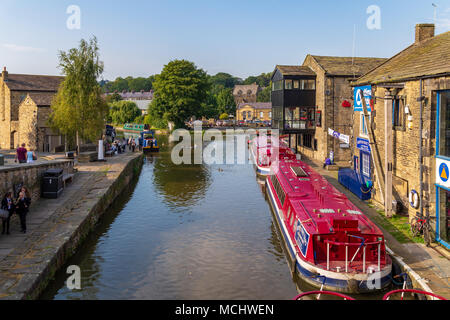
[324,237,383,273]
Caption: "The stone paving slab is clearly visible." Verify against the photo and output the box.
[302,156,450,299]
[0,152,142,299]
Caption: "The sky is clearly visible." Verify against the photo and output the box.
[0,0,449,81]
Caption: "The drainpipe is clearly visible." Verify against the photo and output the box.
[419,79,424,219]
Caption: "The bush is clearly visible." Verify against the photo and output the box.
[219,113,229,120]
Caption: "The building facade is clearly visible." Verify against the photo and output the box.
[236,102,272,121]
[0,68,63,151]
[233,83,260,105]
[351,24,450,248]
[298,55,387,165]
[106,90,154,115]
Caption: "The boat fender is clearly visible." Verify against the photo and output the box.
[409,189,419,209]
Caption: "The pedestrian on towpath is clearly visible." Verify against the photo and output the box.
[15,143,27,164]
[15,191,31,233]
[131,139,136,153]
[1,192,14,235]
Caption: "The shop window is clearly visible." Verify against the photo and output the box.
[438,188,450,242]
[361,152,371,177]
[438,91,450,158]
[360,112,371,137]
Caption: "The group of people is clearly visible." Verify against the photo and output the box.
[0,186,31,235]
[127,137,141,152]
[15,143,37,164]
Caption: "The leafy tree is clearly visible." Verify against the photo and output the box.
[49,37,108,150]
[219,113,229,120]
[151,60,210,128]
[109,100,142,124]
[257,85,271,102]
[216,88,236,115]
[105,92,123,103]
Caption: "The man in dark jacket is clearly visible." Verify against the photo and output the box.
[15,191,31,233]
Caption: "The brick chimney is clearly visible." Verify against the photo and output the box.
[415,24,435,43]
[1,67,7,82]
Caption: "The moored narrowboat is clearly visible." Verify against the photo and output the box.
[249,136,296,176]
[140,130,159,153]
[123,123,149,133]
[265,158,392,294]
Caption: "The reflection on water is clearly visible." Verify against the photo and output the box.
[41,134,299,300]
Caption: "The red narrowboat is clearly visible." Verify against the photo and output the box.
[250,136,296,176]
[266,158,392,293]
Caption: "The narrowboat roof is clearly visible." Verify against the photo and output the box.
[273,159,382,236]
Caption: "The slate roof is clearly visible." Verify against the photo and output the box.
[237,102,272,110]
[353,31,450,85]
[27,92,56,106]
[307,55,388,77]
[233,83,260,96]
[274,65,316,77]
[1,73,63,92]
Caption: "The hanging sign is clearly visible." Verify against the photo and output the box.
[357,137,371,153]
[354,85,372,112]
[328,128,350,144]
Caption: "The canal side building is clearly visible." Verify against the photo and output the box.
[299,55,387,165]
[0,68,64,151]
[351,24,450,248]
[236,102,272,121]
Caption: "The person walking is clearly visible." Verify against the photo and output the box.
[15,191,31,233]
[26,149,37,163]
[15,143,28,164]
[131,139,136,153]
[1,192,14,235]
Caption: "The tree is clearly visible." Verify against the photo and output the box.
[109,100,142,124]
[49,37,108,151]
[216,88,236,115]
[219,113,229,120]
[257,85,271,102]
[151,60,210,128]
[105,92,123,103]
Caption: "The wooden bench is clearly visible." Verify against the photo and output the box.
[62,173,74,188]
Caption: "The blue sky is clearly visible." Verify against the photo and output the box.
[0,0,449,80]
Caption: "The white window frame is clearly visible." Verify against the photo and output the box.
[361,152,370,177]
[360,112,371,138]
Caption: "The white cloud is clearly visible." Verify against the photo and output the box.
[2,43,46,53]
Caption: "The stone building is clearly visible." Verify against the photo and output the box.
[236,102,272,121]
[351,24,450,248]
[106,90,154,115]
[0,68,63,151]
[298,55,387,164]
[233,83,261,105]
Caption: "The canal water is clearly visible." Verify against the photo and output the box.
[41,134,392,300]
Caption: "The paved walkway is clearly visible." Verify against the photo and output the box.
[0,151,142,299]
[302,156,450,299]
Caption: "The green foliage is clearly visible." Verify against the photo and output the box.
[102,76,154,93]
[151,60,210,128]
[219,113,229,120]
[243,72,271,87]
[109,100,142,124]
[105,92,123,103]
[257,85,271,102]
[216,88,236,115]
[49,37,109,143]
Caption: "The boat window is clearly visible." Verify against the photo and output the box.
[291,166,308,177]
[270,174,286,206]
[289,208,295,226]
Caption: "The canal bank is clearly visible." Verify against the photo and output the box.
[0,152,143,300]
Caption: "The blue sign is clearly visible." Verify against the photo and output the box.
[439,162,449,183]
[357,137,371,153]
[295,220,310,258]
[354,85,372,112]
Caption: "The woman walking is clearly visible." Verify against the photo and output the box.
[15,191,31,233]
[1,192,14,235]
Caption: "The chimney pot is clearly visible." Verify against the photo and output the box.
[415,24,435,43]
[1,67,7,81]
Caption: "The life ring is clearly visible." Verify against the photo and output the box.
[409,190,420,209]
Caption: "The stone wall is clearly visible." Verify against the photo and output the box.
[352,76,450,226]
[0,160,74,203]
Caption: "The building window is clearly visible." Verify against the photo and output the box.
[360,112,371,137]
[439,91,450,157]
[438,188,450,242]
[293,80,300,89]
[301,79,316,90]
[285,80,293,90]
[272,81,283,91]
[269,111,272,118]
[393,98,403,128]
[361,152,371,177]
[242,112,246,120]
[302,134,313,149]
[260,111,264,119]
[248,111,252,119]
